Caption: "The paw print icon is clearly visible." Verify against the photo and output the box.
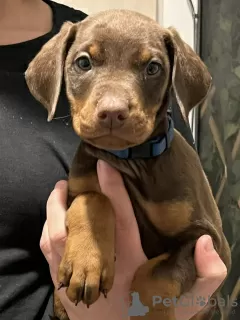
[128,292,149,316]
[196,296,207,307]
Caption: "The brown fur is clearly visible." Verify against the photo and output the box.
[25,9,231,320]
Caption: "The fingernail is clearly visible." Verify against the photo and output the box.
[203,235,214,252]
[97,160,108,171]
[55,181,66,189]
[97,160,103,171]
[97,160,114,175]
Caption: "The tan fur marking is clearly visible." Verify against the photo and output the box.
[142,200,193,236]
[89,43,100,58]
[68,173,100,197]
[59,193,115,305]
[131,254,181,319]
[139,49,152,63]
[54,292,69,320]
[140,253,170,272]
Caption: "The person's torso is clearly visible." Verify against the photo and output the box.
[0,1,87,319]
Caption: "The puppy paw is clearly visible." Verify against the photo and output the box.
[53,290,69,320]
[57,235,115,307]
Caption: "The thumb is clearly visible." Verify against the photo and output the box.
[194,234,227,285]
[187,235,227,299]
[97,160,144,257]
[175,236,227,320]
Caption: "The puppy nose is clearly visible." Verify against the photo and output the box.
[97,101,129,129]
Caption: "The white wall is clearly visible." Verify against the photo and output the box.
[159,0,198,49]
[158,0,199,141]
[55,0,157,19]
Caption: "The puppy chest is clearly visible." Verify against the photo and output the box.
[123,175,194,259]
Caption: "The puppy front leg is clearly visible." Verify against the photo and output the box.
[57,192,115,307]
[130,241,214,320]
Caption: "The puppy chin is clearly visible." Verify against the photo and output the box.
[84,136,135,150]
[82,131,153,150]
[75,123,154,150]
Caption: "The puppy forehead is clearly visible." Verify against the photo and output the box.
[72,30,167,63]
[87,41,153,59]
[73,12,165,52]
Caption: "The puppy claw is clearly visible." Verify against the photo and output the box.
[57,282,65,290]
[102,290,108,298]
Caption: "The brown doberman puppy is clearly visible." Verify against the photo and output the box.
[25,9,231,320]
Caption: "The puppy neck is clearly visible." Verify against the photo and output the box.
[105,113,174,160]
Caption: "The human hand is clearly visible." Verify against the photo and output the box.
[40,160,227,320]
[40,160,145,320]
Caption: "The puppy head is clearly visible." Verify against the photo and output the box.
[25,10,212,150]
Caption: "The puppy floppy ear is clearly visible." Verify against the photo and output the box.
[25,21,78,121]
[164,27,212,120]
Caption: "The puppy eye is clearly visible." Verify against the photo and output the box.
[76,55,92,71]
[146,61,161,76]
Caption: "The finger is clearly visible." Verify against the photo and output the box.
[175,235,227,320]
[40,221,62,279]
[40,221,53,265]
[97,160,144,257]
[47,180,68,256]
[97,161,135,231]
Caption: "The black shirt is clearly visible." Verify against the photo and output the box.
[0,1,194,319]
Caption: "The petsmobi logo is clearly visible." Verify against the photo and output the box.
[152,293,238,309]
[119,292,238,318]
